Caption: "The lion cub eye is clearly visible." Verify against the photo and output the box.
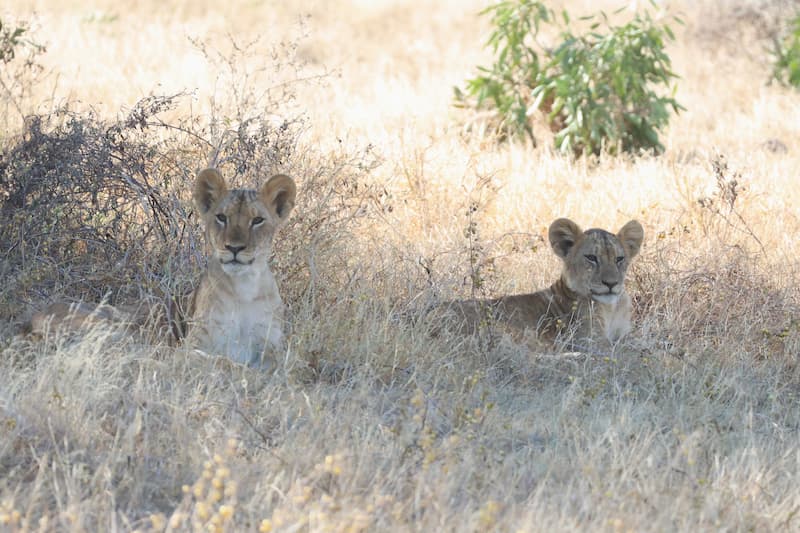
[584,254,598,265]
[215,214,227,225]
[616,256,625,265]
[251,216,265,227]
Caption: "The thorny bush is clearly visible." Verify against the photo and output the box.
[0,94,380,326]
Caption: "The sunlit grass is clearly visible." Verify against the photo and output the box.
[1,0,799,531]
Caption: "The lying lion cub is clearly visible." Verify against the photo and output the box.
[28,168,296,367]
[442,218,644,346]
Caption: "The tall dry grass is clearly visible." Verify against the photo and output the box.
[2,0,800,531]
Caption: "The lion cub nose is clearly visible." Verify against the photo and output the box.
[226,244,245,255]
[602,280,617,291]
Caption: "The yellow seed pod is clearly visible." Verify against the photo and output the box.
[196,502,210,521]
[149,513,166,530]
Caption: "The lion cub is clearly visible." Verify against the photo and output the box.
[443,218,644,347]
[187,168,296,366]
[27,168,296,368]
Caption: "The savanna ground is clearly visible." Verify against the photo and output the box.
[1,0,800,531]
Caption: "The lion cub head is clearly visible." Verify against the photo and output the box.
[549,218,644,305]
[193,168,296,275]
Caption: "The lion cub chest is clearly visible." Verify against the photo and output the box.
[190,268,284,367]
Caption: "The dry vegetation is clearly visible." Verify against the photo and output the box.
[1,0,800,531]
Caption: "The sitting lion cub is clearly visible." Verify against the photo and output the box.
[186,168,296,366]
[27,168,296,368]
[443,218,644,346]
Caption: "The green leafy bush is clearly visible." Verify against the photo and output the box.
[772,13,800,87]
[456,1,553,143]
[0,19,31,63]
[457,1,683,156]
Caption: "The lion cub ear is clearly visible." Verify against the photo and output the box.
[549,218,583,259]
[260,174,296,223]
[194,168,228,215]
[617,220,644,258]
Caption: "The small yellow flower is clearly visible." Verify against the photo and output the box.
[478,500,501,528]
[196,502,210,521]
[259,518,273,532]
[224,481,238,498]
[149,513,166,530]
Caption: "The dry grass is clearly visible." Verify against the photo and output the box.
[2,0,800,531]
